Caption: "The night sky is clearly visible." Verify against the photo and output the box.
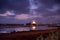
[0,0,60,24]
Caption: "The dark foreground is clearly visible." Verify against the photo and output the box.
[0,28,60,40]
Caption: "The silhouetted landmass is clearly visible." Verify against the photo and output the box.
[0,23,60,28]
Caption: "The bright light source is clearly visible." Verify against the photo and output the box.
[31,20,37,30]
[32,26,36,30]
[33,21,36,24]
[32,20,36,24]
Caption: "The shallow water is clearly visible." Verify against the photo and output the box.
[0,26,58,33]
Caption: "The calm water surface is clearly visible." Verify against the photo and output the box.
[0,26,58,33]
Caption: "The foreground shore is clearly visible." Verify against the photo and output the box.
[0,28,60,40]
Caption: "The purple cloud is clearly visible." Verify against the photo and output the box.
[15,14,43,20]
[0,11,15,16]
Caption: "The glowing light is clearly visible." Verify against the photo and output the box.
[32,26,36,30]
[32,20,36,24]
[31,20,37,30]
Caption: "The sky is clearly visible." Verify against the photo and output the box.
[0,0,60,24]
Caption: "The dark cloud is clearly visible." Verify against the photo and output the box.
[55,0,60,3]
[38,0,60,8]
[0,0,60,13]
[0,0,60,23]
[0,0,29,14]
[0,0,60,14]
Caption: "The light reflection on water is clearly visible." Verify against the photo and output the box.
[0,26,58,33]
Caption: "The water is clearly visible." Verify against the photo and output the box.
[0,26,58,33]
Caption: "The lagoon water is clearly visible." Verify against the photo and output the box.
[0,26,58,33]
